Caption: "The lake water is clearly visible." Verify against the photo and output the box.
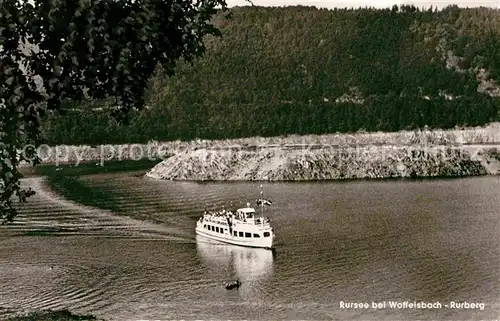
[1,172,499,320]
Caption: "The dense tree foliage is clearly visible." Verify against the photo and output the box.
[0,0,227,222]
[42,5,500,144]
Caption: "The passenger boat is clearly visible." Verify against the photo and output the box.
[195,186,275,249]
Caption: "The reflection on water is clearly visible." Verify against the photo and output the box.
[1,173,499,320]
[196,235,274,283]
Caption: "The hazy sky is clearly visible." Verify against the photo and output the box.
[226,0,500,9]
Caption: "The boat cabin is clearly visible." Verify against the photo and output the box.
[236,208,256,222]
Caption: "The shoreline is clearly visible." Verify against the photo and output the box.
[144,173,494,183]
[20,144,500,181]
[22,160,494,183]
[144,123,500,181]
[145,144,500,181]
[17,123,500,181]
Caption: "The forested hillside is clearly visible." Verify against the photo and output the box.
[42,5,500,145]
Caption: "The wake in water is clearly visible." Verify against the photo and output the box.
[2,177,194,242]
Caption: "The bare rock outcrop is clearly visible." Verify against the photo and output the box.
[145,146,487,181]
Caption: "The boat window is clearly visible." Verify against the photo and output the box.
[238,232,244,237]
[233,231,237,236]
[264,232,270,237]
[216,227,220,233]
[253,233,260,238]
[245,232,251,238]
[203,224,206,228]
[211,226,215,231]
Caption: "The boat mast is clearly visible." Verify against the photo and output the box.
[260,184,264,230]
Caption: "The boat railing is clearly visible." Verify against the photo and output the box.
[233,220,271,227]
[204,219,228,225]
[203,211,271,227]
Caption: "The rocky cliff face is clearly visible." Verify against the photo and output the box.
[145,124,500,181]
[145,146,488,181]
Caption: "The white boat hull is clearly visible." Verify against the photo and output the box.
[195,226,274,249]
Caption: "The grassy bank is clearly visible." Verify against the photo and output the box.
[18,142,174,167]
[24,159,161,177]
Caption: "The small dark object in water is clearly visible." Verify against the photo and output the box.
[225,280,241,290]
